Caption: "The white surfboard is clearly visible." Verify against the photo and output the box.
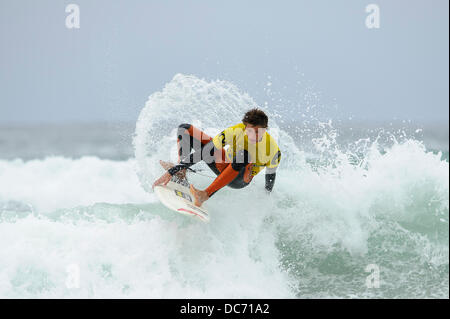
[154,181,210,223]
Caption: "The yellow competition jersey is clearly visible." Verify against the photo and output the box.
[212,123,281,176]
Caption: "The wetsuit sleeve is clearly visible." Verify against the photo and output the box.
[265,149,281,192]
[266,149,281,169]
[265,173,276,192]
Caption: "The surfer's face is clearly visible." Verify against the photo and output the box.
[245,124,266,144]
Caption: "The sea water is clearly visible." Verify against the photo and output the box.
[0,74,448,298]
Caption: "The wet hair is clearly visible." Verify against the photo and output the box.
[242,108,268,128]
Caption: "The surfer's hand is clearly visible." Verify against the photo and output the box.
[152,172,172,189]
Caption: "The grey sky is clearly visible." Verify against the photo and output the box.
[0,0,448,124]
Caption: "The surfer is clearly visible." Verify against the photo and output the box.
[152,109,281,207]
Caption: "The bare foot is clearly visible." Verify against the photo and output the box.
[159,160,186,180]
[152,171,172,189]
[159,160,174,170]
[189,184,209,207]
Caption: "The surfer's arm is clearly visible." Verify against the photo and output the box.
[265,149,281,192]
[265,169,277,192]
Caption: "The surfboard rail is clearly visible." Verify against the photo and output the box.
[154,181,210,223]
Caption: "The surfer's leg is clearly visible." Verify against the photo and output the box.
[202,140,228,175]
[168,124,214,175]
[190,159,252,206]
[177,124,212,162]
[227,163,254,189]
[190,150,253,206]
[204,150,253,197]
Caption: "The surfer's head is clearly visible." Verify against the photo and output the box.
[243,109,268,143]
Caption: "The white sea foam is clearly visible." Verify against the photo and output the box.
[0,74,448,298]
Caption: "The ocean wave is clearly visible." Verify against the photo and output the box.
[0,74,448,298]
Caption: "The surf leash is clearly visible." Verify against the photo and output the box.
[186,167,216,179]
